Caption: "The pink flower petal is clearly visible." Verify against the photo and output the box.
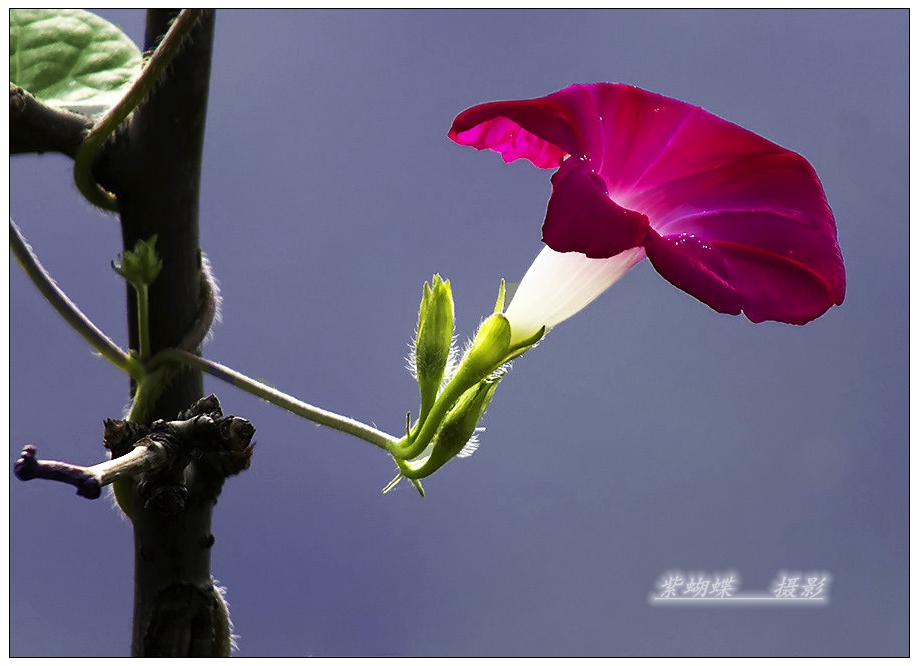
[448,83,846,325]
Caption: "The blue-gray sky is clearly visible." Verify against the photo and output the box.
[10,10,907,656]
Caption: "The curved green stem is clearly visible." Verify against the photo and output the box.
[126,366,175,425]
[10,218,144,380]
[135,283,152,361]
[74,8,204,210]
[153,348,402,453]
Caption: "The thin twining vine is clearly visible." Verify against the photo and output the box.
[10,218,399,453]
[153,349,400,451]
[9,219,141,379]
[16,8,545,496]
[73,8,204,211]
[12,210,546,499]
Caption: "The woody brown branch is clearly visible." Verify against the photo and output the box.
[9,84,93,157]
[13,395,253,506]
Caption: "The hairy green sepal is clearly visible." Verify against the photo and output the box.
[414,274,454,424]
[387,279,546,494]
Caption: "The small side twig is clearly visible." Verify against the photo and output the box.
[9,84,94,157]
[14,441,168,500]
[14,395,255,508]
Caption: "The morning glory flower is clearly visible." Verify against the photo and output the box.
[449,83,846,336]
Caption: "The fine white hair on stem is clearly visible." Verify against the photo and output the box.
[200,252,222,343]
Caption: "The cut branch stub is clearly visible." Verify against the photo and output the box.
[14,445,105,499]
[116,395,255,515]
[15,395,254,508]
[9,83,94,157]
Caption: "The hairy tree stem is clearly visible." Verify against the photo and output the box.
[93,10,224,656]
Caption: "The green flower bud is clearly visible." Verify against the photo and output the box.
[413,275,454,422]
[112,235,162,288]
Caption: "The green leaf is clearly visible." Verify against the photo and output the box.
[10,9,141,116]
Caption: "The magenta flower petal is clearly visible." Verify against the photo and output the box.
[641,229,744,318]
[449,99,577,168]
[449,83,845,325]
[543,157,650,258]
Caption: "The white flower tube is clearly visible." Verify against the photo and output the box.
[505,245,644,345]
